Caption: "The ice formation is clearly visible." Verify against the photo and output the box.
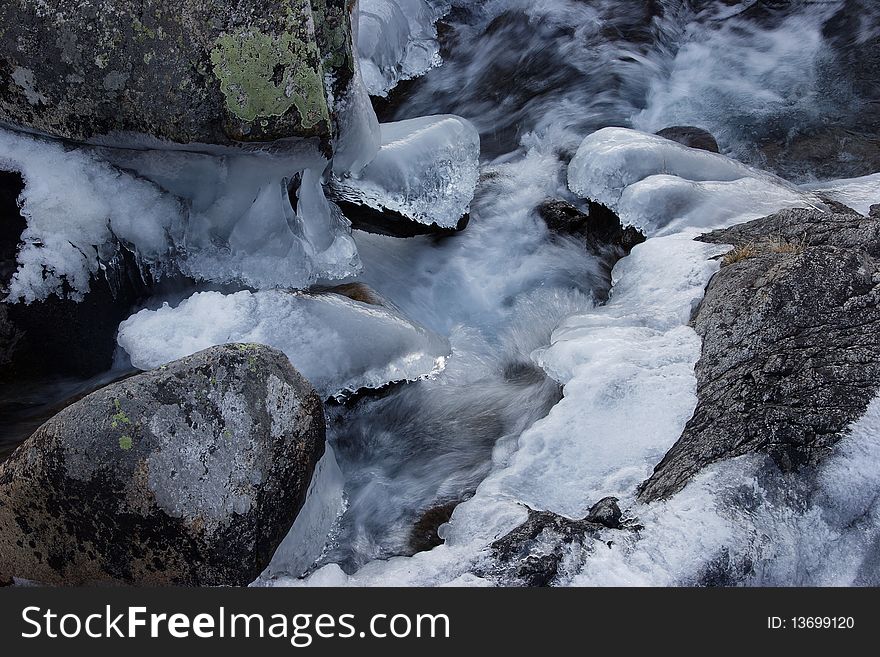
[567,127,823,235]
[357,0,446,97]
[117,289,451,399]
[805,172,880,216]
[0,127,364,299]
[260,447,347,581]
[267,129,860,587]
[0,128,182,302]
[330,115,480,229]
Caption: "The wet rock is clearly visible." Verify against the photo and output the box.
[640,208,880,502]
[485,497,628,586]
[408,500,458,553]
[538,199,646,300]
[656,126,720,153]
[314,282,387,306]
[0,344,325,585]
[332,199,470,237]
[0,1,355,151]
[538,200,645,254]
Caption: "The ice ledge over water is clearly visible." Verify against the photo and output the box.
[117,289,451,400]
[567,127,824,236]
[330,115,480,230]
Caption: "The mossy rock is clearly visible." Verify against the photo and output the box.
[0,1,355,151]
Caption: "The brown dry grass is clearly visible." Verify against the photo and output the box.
[721,234,807,266]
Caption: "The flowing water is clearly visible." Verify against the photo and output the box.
[2,0,879,584]
[308,0,880,572]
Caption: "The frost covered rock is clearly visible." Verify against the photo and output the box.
[357,0,445,97]
[117,288,450,399]
[640,208,880,502]
[483,498,628,586]
[567,127,820,235]
[0,0,356,150]
[328,115,479,236]
[0,344,325,586]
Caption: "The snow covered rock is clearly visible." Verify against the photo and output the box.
[640,208,880,501]
[328,115,480,236]
[0,0,356,151]
[357,0,445,97]
[0,169,152,381]
[567,127,821,235]
[117,288,450,399]
[0,344,325,586]
[482,498,628,586]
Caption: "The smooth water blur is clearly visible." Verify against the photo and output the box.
[314,0,880,572]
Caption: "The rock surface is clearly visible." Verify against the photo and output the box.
[0,343,325,585]
[484,497,626,586]
[655,126,720,153]
[0,1,354,150]
[640,208,880,502]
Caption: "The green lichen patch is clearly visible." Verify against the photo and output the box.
[111,398,132,429]
[209,25,329,128]
[119,435,133,451]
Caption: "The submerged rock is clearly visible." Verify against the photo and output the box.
[0,1,355,150]
[484,497,627,586]
[655,126,720,153]
[408,500,458,554]
[0,344,325,585]
[640,208,880,502]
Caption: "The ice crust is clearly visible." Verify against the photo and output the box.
[357,0,446,97]
[331,115,480,228]
[117,289,451,399]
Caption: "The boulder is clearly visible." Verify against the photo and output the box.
[655,126,720,153]
[640,208,880,502]
[0,1,355,151]
[0,343,325,585]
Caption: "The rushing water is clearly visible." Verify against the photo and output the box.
[306,0,880,572]
[2,1,878,583]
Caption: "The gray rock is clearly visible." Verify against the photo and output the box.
[655,126,720,153]
[485,497,628,586]
[640,208,880,502]
[0,343,325,585]
[871,204,880,220]
[0,1,354,151]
